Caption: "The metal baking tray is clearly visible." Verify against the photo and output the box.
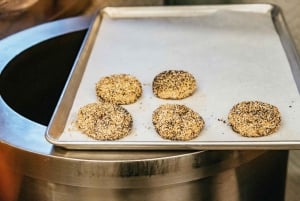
[46,4,300,150]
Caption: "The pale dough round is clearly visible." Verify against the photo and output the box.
[96,74,142,105]
[152,70,197,100]
[152,104,205,141]
[228,101,281,137]
[76,102,132,140]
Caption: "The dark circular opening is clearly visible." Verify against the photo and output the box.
[0,30,87,126]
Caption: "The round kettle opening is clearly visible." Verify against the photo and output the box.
[0,30,86,126]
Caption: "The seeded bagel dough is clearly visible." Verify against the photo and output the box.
[96,74,142,105]
[76,102,132,140]
[228,101,281,137]
[152,70,197,99]
[152,104,205,141]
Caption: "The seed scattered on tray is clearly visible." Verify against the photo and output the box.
[217,118,227,124]
[152,104,205,141]
[228,101,281,137]
[96,74,142,105]
[76,102,132,140]
[152,70,197,100]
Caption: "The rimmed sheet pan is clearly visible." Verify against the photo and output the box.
[46,4,300,150]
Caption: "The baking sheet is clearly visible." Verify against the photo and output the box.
[46,4,300,150]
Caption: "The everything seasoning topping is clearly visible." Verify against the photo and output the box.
[76,102,132,140]
[152,70,197,100]
[228,101,281,137]
[96,74,142,105]
[152,104,205,141]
